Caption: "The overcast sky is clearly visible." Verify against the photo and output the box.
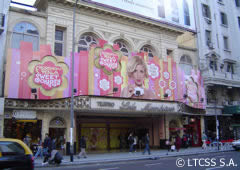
[11,0,36,6]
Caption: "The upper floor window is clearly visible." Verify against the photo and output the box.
[209,54,218,71]
[183,0,190,26]
[179,55,192,75]
[238,17,240,28]
[202,4,211,19]
[54,27,66,56]
[114,40,129,57]
[205,30,211,44]
[235,0,240,7]
[223,36,229,50]
[140,45,155,58]
[11,22,39,51]
[78,33,98,52]
[226,63,234,74]
[220,12,228,26]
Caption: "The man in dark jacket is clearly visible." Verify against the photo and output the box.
[142,133,151,155]
[42,133,52,165]
[77,136,87,159]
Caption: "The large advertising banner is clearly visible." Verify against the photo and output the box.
[88,0,195,31]
[4,40,205,109]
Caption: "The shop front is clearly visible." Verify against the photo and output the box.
[3,110,42,145]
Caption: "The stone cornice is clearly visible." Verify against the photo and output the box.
[4,96,205,115]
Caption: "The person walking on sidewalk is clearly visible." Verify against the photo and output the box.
[128,133,134,153]
[202,132,208,150]
[175,135,182,152]
[42,134,52,166]
[142,133,150,155]
[77,136,87,159]
[34,137,43,160]
[133,135,138,152]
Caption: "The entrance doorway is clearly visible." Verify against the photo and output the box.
[49,117,66,150]
[49,128,65,149]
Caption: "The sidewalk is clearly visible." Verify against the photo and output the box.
[35,146,234,168]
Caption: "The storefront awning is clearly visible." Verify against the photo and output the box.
[223,105,240,114]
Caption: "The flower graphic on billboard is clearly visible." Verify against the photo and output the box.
[147,62,160,80]
[114,75,123,85]
[163,72,170,80]
[94,44,122,75]
[28,56,69,96]
[99,78,110,91]
[159,80,166,88]
[169,81,176,90]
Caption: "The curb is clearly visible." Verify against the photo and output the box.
[35,149,234,168]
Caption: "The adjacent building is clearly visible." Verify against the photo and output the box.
[194,0,240,140]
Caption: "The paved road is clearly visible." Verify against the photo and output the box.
[36,151,240,170]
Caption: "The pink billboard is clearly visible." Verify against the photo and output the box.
[4,40,205,109]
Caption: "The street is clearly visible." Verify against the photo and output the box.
[36,151,240,170]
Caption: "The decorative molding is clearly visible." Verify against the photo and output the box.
[4,96,90,110]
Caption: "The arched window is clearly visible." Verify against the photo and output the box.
[140,45,155,58]
[179,55,192,75]
[77,33,98,52]
[114,40,129,57]
[11,22,39,51]
[183,0,190,26]
[49,117,65,128]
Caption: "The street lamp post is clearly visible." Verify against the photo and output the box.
[70,0,78,162]
[215,100,219,150]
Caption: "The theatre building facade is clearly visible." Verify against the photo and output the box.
[3,0,206,152]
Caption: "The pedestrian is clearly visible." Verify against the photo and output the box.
[165,138,171,152]
[175,135,182,152]
[77,136,87,159]
[142,133,150,155]
[170,136,176,152]
[23,134,31,147]
[34,137,43,159]
[118,133,124,151]
[202,132,208,149]
[42,133,52,166]
[128,133,134,153]
[133,135,138,152]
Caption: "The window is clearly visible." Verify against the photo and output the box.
[226,63,234,74]
[205,30,212,45]
[220,12,228,26]
[235,0,240,7]
[0,141,25,156]
[238,17,240,28]
[140,45,155,58]
[78,33,98,52]
[54,27,65,56]
[183,0,190,26]
[223,36,229,50]
[209,54,218,71]
[114,40,129,56]
[179,55,192,75]
[202,4,211,19]
[11,22,39,51]
[167,49,173,57]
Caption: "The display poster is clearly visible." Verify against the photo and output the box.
[88,0,195,31]
[4,40,205,109]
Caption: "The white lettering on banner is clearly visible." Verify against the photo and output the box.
[91,98,177,113]
[12,110,37,119]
